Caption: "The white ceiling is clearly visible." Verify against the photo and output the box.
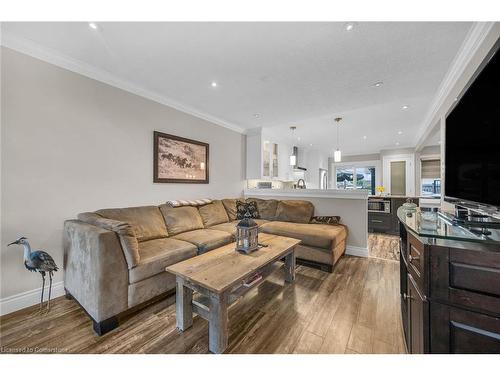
[2,22,471,155]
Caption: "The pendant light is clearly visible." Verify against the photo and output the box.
[334,117,342,162]
[289,126,297,166]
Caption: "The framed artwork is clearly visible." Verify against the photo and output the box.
[153,131,209,183]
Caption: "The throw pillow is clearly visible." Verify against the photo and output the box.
[236,200,260,220]
[310,216,341,225]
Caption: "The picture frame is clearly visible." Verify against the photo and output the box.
[153,131,209,183]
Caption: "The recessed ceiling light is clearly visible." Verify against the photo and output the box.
[402,105,409,110]
[398,131,403,135]
[396,142,400,146]
[345,22,357,31]
[253,113,261,119]
[211,81,218,88]
[88,22,98,30]
[454,97,458,102]
[363,135,367,140]
[372,81,384,88]
[310,143,313,147]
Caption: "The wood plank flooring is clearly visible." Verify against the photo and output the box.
[0,254,405,354]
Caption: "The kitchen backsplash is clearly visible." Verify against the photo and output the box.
[246,179,295,189]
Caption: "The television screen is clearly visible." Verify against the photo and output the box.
[445,44,500,208]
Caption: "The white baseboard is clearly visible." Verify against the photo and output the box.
[0,281,65,316]
[345,245,369,258]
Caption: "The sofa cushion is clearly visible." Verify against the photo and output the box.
[275,200,314,223]
[129,238,197,283]
[221,199,238,221]
[173,229,232,254]
[96,206,168,241]
[198,200,230,227]
[254,219,270,226]
[159,205,204,236]
[77,212,140,269]
[209,220,239,237]
[259,221,347,249]
[211,219,270,238]
[246,198,279,220]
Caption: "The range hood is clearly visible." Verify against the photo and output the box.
[291,146,307,171]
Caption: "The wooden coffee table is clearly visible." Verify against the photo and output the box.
[166,233,300,353]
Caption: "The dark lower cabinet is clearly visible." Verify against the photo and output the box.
[407,274,426,354]
[368,197,418,235]
[368,212,392,233]
[399,229,500,354]
[430,303,500,353]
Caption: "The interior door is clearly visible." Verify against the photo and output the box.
[391,161,407,195]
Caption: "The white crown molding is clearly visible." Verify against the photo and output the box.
[0,281,65,316]
[345,245,369,258]
[0,31,246,134]
[414,22,496,150]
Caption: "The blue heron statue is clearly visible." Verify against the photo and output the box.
[8,237,58,312]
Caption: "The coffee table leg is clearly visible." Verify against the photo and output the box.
[176,277,193,331]
[284,249,296,283]
[208,292,228,354]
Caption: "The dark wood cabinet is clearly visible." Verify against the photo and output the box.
[368,197,418,235]
[399,224,500,353]
[407,273,427,354]
[430,303,500,353]
[368,212,392,233]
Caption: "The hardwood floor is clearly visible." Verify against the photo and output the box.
[0,256,406,354]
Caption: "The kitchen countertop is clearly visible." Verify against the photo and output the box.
[244,188,369,200]
[368,195,439,199]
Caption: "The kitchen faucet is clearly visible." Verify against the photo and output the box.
[297,179,306,189]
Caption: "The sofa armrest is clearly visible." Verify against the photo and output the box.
[64,220,128,323]
[77,212,140,268]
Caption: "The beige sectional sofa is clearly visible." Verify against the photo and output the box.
[64,198,347,335]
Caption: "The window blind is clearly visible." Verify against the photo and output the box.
[421,159,440,179]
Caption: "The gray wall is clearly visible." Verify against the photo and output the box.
[1,48,245,299]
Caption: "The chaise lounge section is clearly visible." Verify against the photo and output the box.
[63,198,347,335]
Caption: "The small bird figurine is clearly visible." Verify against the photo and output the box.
[8,237,58,312]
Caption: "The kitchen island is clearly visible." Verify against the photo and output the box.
[244,188,369,257]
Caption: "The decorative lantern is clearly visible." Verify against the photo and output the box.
[235,212,259,254]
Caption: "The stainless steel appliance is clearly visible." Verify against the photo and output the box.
[368,198,391,213]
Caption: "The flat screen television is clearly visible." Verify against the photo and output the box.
[445,39,500,209]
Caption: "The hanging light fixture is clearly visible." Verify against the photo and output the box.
[334,117,342,162]
[289,126,297,166]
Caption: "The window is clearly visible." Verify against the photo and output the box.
[420,159,441,197]
[336,166,376,194]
